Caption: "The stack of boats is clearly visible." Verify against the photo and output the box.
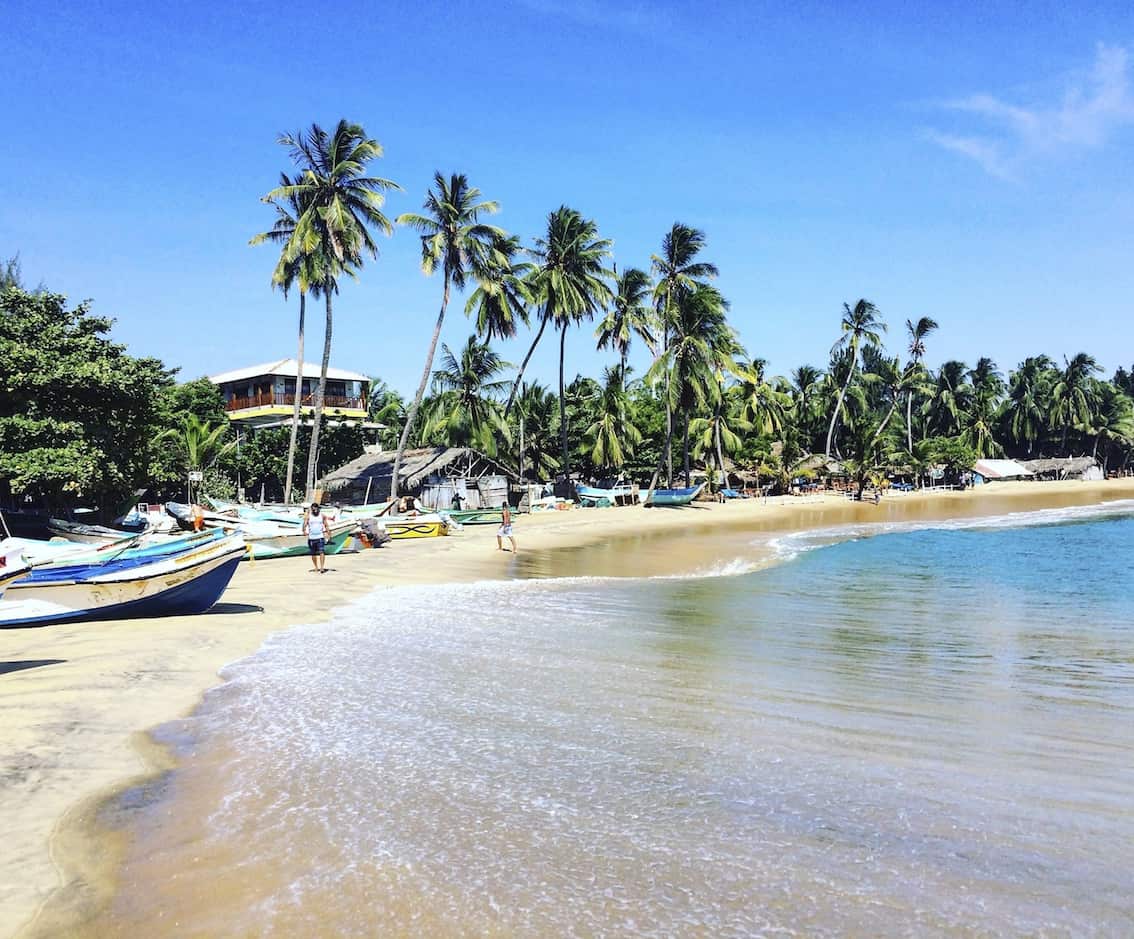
[0,528,246,628]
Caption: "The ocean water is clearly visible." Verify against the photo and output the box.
[88,503,1134,936]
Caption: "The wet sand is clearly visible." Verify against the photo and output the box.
[3,479,1134,937]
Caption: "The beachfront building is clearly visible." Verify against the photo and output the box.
[208,359,370,429]
[323,446,521,508]
[971,458,1035,484]
[1022,457,1103,481]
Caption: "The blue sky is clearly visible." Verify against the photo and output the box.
[2,0,1133,394]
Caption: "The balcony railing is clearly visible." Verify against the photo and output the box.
[226,392,365,412]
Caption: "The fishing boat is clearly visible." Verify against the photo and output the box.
[639,483,705,507]
[383,516,450,539]
[0,541,31,600]
[0,534,246,628]
[237,519,359,561]
[46,518,136,544]
[442,508,504,526]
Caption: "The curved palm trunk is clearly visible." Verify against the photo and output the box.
[503,313,550,419]
[390,273,450,503]
[558,322,570,481]
[283,289,306,504]
[905,389,914,456]
[714,415,726,493]
[663,322,673,488]
[682,411,691,487]
[870,396,903,450]
[644,416,676,506]
[304,284,333,497]
[824,363,855,459]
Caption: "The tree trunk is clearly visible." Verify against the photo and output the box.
[905,388,914,455]
[390,273,451,503]
[663,321,672,487]
[682,411,691,487]
[643,414,676,506]
[283,289,306,505]
[825,362,855,459]
[715,419,726,492]
[869,397,902,450]
[304,283,333,498]
[503,313,550,419]
[558,321,570,481]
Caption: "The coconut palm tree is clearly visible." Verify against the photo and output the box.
[522,207,614,479]
[904,316,938,454]
[824,300,885,459]
[1050,352,1102,452]
[465,233,533,341]
[250,172,331,504]
[422,335,511,454]
[923,360,972,439]
[585,366,642,472]
[160,416,235,503]
[596,267,655,377]
[512,382,559,480]
[734,358,789,436]
[788,364,824,449]
[1088,382,1134,472]
[651,224,719,485]
[264,120,399,496]
[959,393,1004,458]
[388,173,503,501]
[1003,355,1055,456]
[644,283,734,499]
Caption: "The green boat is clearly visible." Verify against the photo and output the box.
[443,508,504,526]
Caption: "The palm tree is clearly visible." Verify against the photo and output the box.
[824,300,885,458]
[160,416,234,503]
[596,267,655,377]
[904,316,938,454]
[924,360,972,439]
[465,233,533,341]
[788,364,824,449]
[367,379,407,450]
[264,120,399,496]
[1050,352,1102,452]
[250,172,330,504]
[1004,356,1054,456]
[1088,383,1134,473]
[585,366,642,472]
[644,283,734,499]
[959,393,1004,458]
[388,173,503,502]
[652,224,719,485]
[512,382,559,480]
[422,335,511,454]
[524,207,614,479]
[868,354,914,449]
[734,358,789,436]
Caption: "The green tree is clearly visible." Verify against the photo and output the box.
[1003,356,1054,456]
[824,300,885,459]
[585,366,641,472]
[1050,352,1101,452]
[596,267,655,378]
[391,173,503,500]
[511,382,559,480]
[423,335,511,455]
[0,289,173,510]
[651,224,719,485]
[264,120,399,496]
[159,415,235,502]
[525,207,614,478]
[465,233,533,341]
[1088,383,1134,472]
[904,316,938,453]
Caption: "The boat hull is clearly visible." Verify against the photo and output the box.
[444,509,503,526]
[0,546,245,628]
[384,520,448,539]
[640,483,705,506]
[245,524,356,560]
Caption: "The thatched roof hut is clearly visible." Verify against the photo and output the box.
[1022,457,1102,480]
[322,447,521,507]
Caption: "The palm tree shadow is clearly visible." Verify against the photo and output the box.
[206,603,264,615]
[1,659,65,676]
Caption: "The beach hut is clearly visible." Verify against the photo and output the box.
[971,458,1035,485]
[321,447,521,509]
[1021,457,1103,481]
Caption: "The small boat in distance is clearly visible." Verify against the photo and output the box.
[575,481,636,506]
[442,508,504,526]
[640,483,705,507]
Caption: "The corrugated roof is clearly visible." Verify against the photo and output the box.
[973,458,1034,479]
[208,358,370,384]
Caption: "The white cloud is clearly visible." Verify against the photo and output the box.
[927,44,1134,177]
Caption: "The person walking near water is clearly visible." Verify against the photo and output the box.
[303,502,327,573]
[496,503,517,554]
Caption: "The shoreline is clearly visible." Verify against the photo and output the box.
[4,479,1134,936]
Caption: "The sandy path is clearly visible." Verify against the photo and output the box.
[3,479,1133,936]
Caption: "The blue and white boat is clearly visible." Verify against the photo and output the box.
[639,483,705,507]
[0,534,246,628]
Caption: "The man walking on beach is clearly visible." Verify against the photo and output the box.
[496,503,517,554]
[303,502,327,573]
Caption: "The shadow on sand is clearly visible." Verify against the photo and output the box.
[1,658,66,676]
[205,603,264,616]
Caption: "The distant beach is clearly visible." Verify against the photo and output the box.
[3,478,1134,936]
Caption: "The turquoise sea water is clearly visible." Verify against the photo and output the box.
[92,502,1134,936]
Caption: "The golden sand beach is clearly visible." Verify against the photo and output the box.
[3,478,1134,937]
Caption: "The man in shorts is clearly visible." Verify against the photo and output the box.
[496,503,517,554]
[303,502,327,573]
